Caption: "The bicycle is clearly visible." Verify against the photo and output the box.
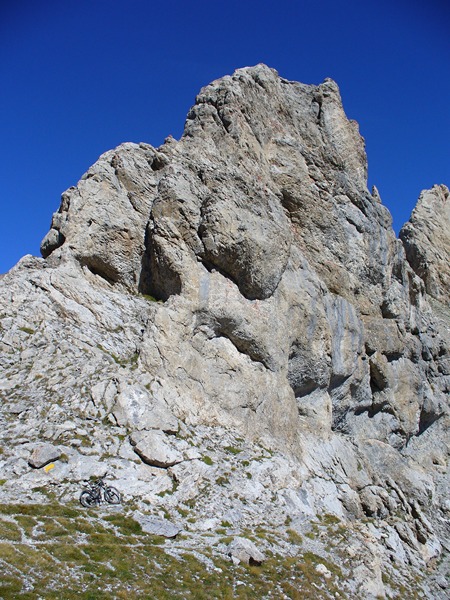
[79,476,121,507]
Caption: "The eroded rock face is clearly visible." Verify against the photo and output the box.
[40,142,160,291]
[400,184,450,305]
[1,65,449,598]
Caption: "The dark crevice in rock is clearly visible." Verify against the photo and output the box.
[217,331,269,369]
[195,311,272,370]
[384,351,404,363]
[381,300,398,319]
[144,254,181,302]
[196,168,207,184]
[369,383,382,400]
[417,408,444,436]
[312,96,323,125]
[138,222,181,302]
[79,258,119,286]
[328,374,350,393]
[364,346,376,357]
[353,396,397,420]
[138,226,155,297]
[370,398,396,419]
[279,188,300,217]
[369,364,388,393]
[437,345,447,358]
[330,411,350,433]
[291,379,319,399]
[150,154,167,171]
[391,259,405,285]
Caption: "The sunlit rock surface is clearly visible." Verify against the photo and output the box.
[1,65,449,598]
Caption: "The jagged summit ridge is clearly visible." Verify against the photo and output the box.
[41,65,396,310]
[400,183,450,305]
[1,65,449,598]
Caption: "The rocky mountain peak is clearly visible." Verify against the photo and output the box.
[40,65,396,313]
[1,65,449,598]
[400,183,450,304]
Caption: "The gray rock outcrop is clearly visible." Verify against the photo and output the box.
[0,64,448,598]
[227,537,265,565]
[28,443,61,469]
[132,512,182,538]
[400,184,450,304]
[130,430,184,467]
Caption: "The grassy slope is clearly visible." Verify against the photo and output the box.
[0,502,349,599]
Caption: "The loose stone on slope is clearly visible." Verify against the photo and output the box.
[28,443,61,469]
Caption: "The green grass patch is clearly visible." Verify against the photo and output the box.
[0,503,81,519]
[19,327,35,335]
[103,513,142,536]
[0,520,22,541]
[215,475,230,486]
[287,529,303,545]
[224,446,242,455]
[319,513,340,526]
[14,515,36,533]
[0,501,425,600]
[140,294,162,303]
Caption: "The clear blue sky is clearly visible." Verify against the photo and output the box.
[1,0,449,274]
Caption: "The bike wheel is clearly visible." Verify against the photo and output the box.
[104,486,121,504]
[80,490,97,507]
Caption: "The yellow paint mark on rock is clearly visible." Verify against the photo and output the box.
[44,463,55,472]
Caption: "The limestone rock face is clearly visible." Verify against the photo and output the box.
[40,142,160,292]
[1,65,449,598]
[400,184,450,304]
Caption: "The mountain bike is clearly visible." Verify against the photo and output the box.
[79,476,121,507]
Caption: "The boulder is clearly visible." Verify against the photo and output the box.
[227,537,265,565]
[132,512,181,538]
[28,444,61,469]
[130,430,184,468]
